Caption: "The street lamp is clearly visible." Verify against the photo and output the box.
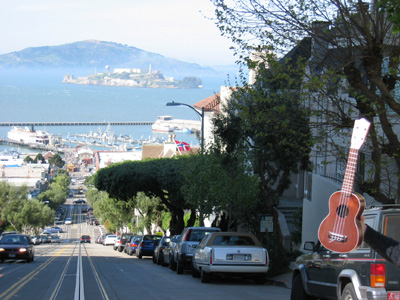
[166,101,206,226]
[166,101,204,155]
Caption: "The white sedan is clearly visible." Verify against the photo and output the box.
[192,232,269,284]
[103,235,117,246]
[64,218,72,225]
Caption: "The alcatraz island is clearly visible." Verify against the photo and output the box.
[63,65,202,89]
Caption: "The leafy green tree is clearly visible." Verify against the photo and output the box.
[212,59,313,274]
[94,157,197,235]
[34,153,45,163]
[38,173,70,208]
[378,0,400,32]
[0,183,29,230]
[48,153,65,169]
[181,153,260,231]
[211,0,400,203]
[23,156,34,163]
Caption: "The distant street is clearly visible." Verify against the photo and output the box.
[0,203,290,300]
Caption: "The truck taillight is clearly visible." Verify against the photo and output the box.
[265,251,269,266]
[371,263,386,287]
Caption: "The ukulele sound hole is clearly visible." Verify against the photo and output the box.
[336,205,349,218]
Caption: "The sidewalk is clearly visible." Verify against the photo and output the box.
[267,271,292,289]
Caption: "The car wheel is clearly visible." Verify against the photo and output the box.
[201,269,211,283]
[159,254,164,266]
[191,263,200,278]
[176,260,184,274]
[128,249,133,256]
[0,259,4,263]
[340,283,357,300]
[137,252,142,259]
[26,254,32,263]
[170,256,177,271]
[31,254,34,262]
[290,274,312,300]
[118,247,123,252]
[152,253,157,264]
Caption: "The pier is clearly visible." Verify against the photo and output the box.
[0,121,153,127]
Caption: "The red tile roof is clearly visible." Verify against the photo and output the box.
[194,93,220,113]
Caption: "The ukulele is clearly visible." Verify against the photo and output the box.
[318,118,370,253]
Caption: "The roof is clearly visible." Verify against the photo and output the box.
[194,93,221,113]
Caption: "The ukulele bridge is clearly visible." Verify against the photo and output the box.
[328,232,348,243]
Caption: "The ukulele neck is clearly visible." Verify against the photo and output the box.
[342,148,359,197]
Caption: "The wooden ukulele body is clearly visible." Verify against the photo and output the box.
[318,191,365,253]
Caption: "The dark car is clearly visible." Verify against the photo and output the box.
[291,204,400,300]
[117,233,132,252]
[125,235,142,256]
[73,199,86,204]
[163,235,180,269]
[136,235,162,259]
[0,234,34,263]
[80,235,91,243]
[153,236,171,265]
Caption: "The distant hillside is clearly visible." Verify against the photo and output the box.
[0,40,218,76]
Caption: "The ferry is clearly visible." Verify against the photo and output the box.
[7,126,50,145]
[152,116,174,132]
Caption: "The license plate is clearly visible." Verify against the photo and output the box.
[388,292,400,300]
[232,254,245,261]
[9,254,15,258]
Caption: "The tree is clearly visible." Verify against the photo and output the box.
[211,0,400,204]
[48,153,65,169]
[212,60,313,274]
[181,152,260,231]
[94,157,197,235]
[34,153,45,163]
[378,0,400,32]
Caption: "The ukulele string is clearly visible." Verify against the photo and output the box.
[332,149,357,242]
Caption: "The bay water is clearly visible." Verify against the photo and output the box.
[0,70,233,153]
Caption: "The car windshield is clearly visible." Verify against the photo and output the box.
[213,235,256,246]
[0,236,28,244]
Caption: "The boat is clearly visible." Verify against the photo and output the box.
[7,126,50,145]
[152,116,174,132]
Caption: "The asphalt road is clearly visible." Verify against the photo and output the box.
[0,204,291,300]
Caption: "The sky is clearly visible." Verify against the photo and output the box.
[0,0,237,67]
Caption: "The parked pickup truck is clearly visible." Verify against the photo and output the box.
[291,204,400,300]
[191,232,269,284]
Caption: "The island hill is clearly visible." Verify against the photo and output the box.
[62,65,202,89]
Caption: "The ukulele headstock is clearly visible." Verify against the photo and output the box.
[351,118,370,150]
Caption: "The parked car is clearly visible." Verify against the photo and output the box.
[191,232,269,283]
[80,235,91,243]
[64,217,72,225]
[173,227,221,274]
[0,231,18,239]
[136,235,162,259]
[163,235,180,269]
[31,235,41,245]
[124,235,142,255]
[51,235,61,243]
[113,236,121,250]
[153,236,171,265]
[291,204,400,300]
[103,235,117,246]
[117,233,133,252]
[43,226,63,233]
[0,234,35,263]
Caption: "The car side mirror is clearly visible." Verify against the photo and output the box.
[303,241,315,251]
